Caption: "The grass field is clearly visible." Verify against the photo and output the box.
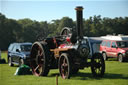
[0,52,128,85]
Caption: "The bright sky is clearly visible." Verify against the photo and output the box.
[0,0,128,22]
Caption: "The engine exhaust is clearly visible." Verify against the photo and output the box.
[75,6,84,40]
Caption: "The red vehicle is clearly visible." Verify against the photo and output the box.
[100,40,128,62]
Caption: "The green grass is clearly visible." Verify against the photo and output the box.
[0,52,128,85]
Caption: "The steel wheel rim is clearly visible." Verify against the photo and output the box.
[31,45,44,76]
[92,55,105,76]
[60,56,68,79]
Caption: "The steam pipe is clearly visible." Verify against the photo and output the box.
[75,6,84,40]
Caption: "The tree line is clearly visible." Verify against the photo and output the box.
[0,13,128,50]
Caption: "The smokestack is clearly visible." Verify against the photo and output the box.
[75,6,84,40]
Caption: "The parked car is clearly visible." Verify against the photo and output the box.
[8,43,32,66]
[100,40,128,62]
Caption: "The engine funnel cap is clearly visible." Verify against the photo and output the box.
[75,6,83,11]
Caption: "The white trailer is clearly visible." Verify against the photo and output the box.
[101,35,128,41]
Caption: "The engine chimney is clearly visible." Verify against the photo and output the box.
[75,6,84,40]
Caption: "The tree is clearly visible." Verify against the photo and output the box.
[18,18,41,42]
[1,13,128,50]
[0,13,22,50]
[83,17,93,36]
[56,17,75,34]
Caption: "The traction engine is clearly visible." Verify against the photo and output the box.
[30,6,105,79]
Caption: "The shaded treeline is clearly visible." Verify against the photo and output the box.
[0,13,128,50]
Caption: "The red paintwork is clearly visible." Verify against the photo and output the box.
[59,44,66,48]
[59,44,73,49]
[66,37,71,43]
[58,37,73,49]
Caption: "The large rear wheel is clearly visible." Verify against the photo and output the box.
[91,53,105,77]
[59,53,72,79]
[30,42,50,76]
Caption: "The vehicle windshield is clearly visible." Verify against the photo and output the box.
[117,41,128,48]
[21,45,32,52]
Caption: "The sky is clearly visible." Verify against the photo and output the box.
[0,0,128,22]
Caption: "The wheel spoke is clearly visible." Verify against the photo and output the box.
[61,64,66,78]
[94,65,102,74]
[41,58,44,61]
[94,58,102,68]
[63,58,66,64]
[34,65,40,71]
[33,48,44,74]
[34,64,42,72]
[39,51,43,56]
[98,68,100,73]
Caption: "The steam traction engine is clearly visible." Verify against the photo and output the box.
[30,6,105,79]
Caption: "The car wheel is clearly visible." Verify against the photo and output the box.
[19,58,24,66]
[9,57,14,67]
[102,53,108,61]
[118,54,124,62]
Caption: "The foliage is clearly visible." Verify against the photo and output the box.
[0,13,22,50]
[0,13,128,50]
[57,17,75,33]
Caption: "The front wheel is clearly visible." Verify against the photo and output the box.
[8,57,14,67]
[102,53,108,61]
[19,58,24,66]
[59,53,72,79]
[91,53,105,77]
[118,54,124,62]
